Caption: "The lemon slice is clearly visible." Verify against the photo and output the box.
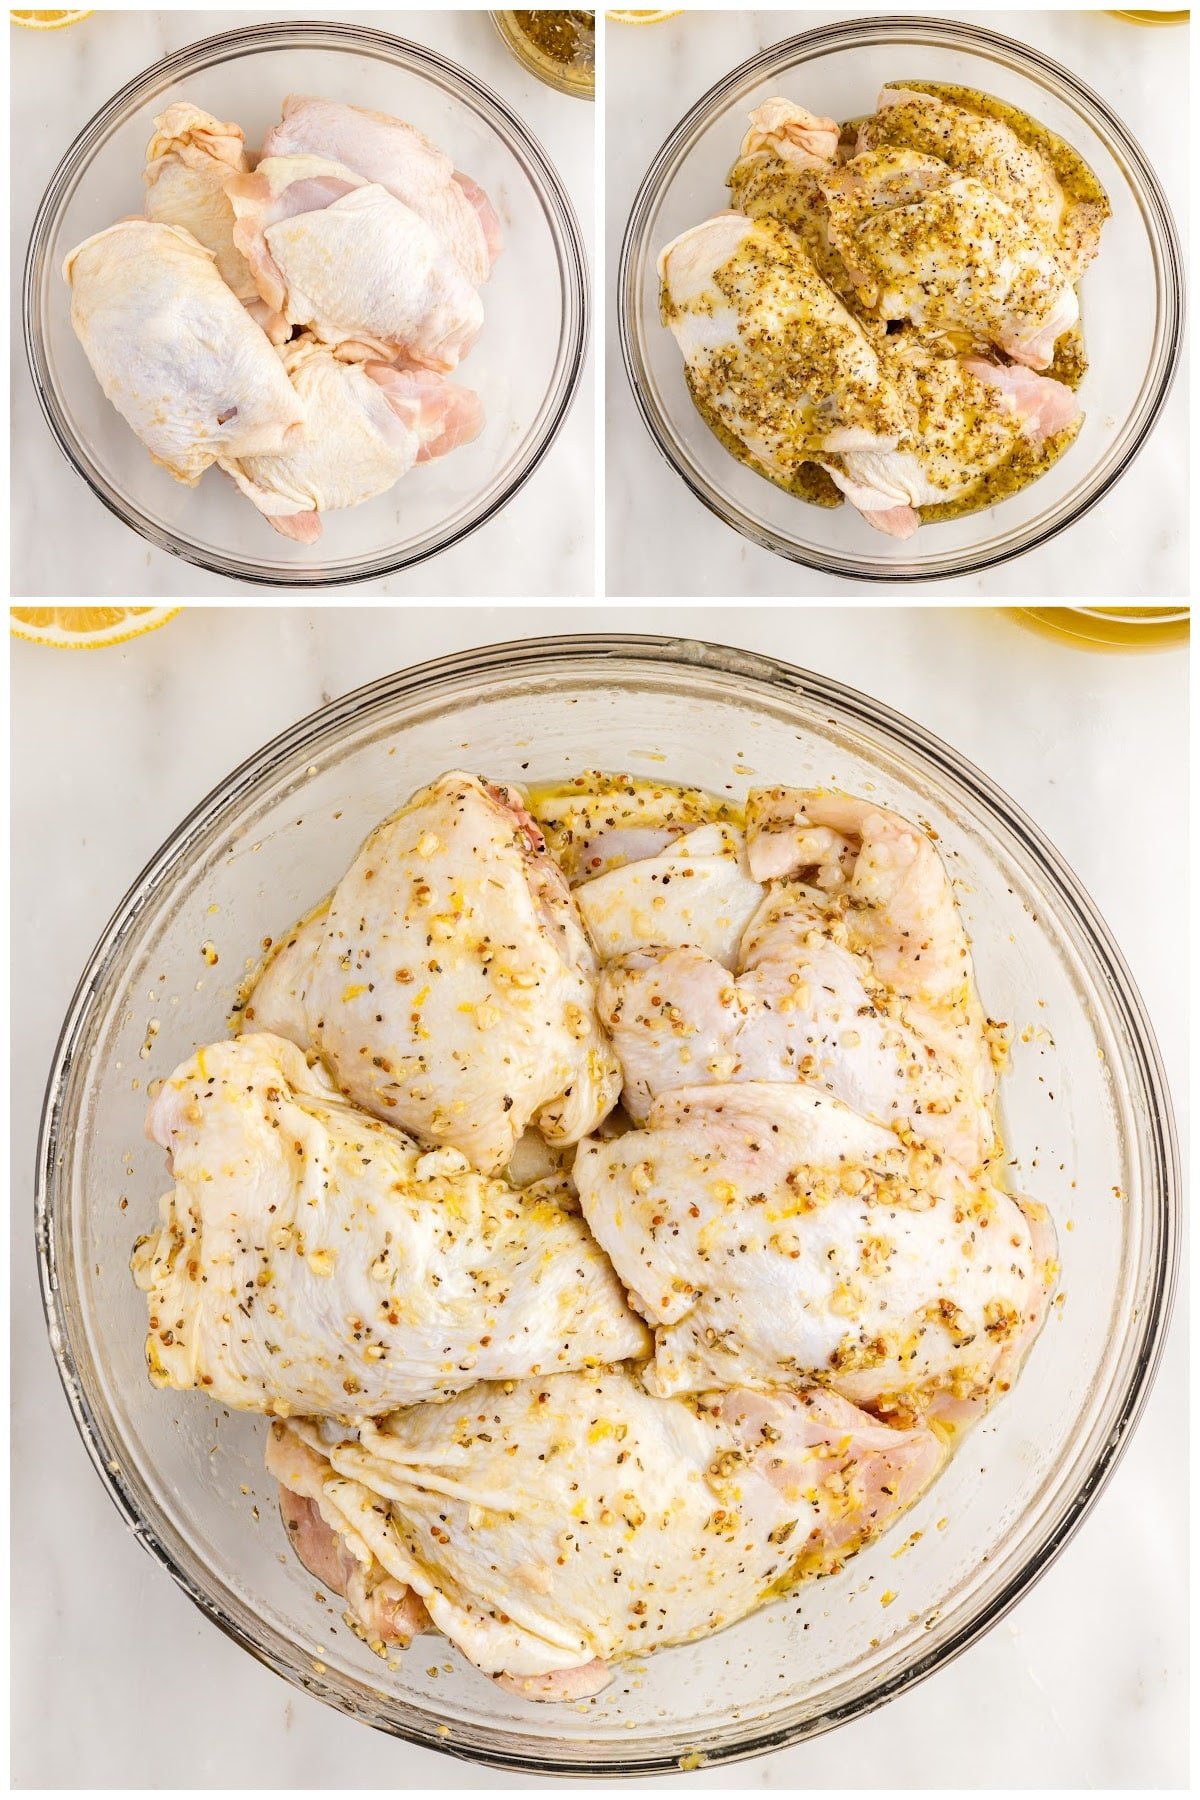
[11,11,93,28]
[606,10,682,23]
[10,606,180,649]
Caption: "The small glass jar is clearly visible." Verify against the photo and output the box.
[492,11,595,98]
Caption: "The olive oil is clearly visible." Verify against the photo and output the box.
[1013,608,1189,650]
[492,11,595,96]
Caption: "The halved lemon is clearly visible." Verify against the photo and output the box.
[10,606,180,649]
[11,11,93,28]
[606,10,682,23]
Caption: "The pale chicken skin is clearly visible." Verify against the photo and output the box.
[574,1083,1054,1416]
[574,821,765,969]
[219,333,483,543]
[743,788,1000,1151]
[265,1370,943,1693]
[63,219,307,485]
[261,94,502,284]
[600,787,996,1170]
[277,1435,433,1649]
[599,900,988,1167]
[244,771,622,1174]
[225,154,484,370]
[132,1033,647,1417]
[142,102,259,303]
[745,788,991,1038]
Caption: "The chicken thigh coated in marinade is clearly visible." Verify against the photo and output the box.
[858,85,1108,282]
[245,771,622,1174]
[573,821,766,968]
[132,1033,647,1416]
[599,788,998,1171]
[658,209,1079,540]
[574,1082,1055,1420]
[128,760,1057,1703]
[265,1370,943,1695]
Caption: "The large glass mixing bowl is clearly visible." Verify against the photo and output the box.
[36,637,1177,1773]
[618,16,1184,583]
[24,21,587,587]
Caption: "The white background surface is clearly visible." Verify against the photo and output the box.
[605,8,1189,597]
[10,9,595,597]
[10,604,1187,1789]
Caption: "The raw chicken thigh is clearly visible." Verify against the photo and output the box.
[660,211,922,535]
[129,758,1058,1703]
[738,787,999,1159]
[574,1082,1054,1417]
[142,102,259,302]
[262,94,502,283]
[63,219,306,483]
[728,100,861,313]
[599,900,988,1166]
[820,147,1079,370]
[731,96,1084,369]
[244,772,622,1173]
[860,85,1108,280]
[668,81,1107,539]
[265,1370,943,1693]
[132,1033,647,1417]
[574,822,765,967]
[744,789,991,1056]
[278,1462,432,1651]
[219,333,483,543]
[225,154,484,370]
[660,207,1078,540]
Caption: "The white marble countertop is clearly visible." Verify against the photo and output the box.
[11,10,594,597]
[605,9,1189,597]
[11,605,1186,1788]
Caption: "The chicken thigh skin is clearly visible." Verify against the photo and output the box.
[142,102,259,302]
[132,1033,647,1417]
[266,1370,943,1692]
[220,333,483,542]
[574,822,765,969]
[63,219,307,485]
[575,1082,1053,1416]
[244,771,622,1173]
[262,94,501,283]
[226,154,484,370]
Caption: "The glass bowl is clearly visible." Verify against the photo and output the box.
[618,16,1184,583]
[36,636,1177,1774]
[23,21,587,588]
[491,10,597,99]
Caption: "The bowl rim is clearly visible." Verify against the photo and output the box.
[35,632,1180,1774]
[23,18,589,589]
[617,13,1186,584]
